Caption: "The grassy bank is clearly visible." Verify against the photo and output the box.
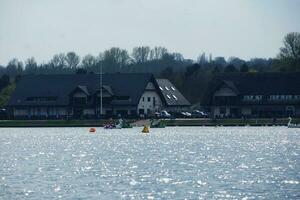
[0,119,117,127]
[0,118,298,127]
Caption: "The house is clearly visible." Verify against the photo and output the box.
[202,73,300,118]
[7,73,190,119]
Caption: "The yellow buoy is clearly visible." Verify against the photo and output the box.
[142,125,149,133]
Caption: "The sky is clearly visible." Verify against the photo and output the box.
[0,0,300,65]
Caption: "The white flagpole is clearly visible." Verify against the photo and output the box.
[100,61,103,116]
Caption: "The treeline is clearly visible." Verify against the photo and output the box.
[0,47,286,78]
[0,47,190,76]
[0,32,299,104]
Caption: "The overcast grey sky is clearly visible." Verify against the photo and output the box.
[0,0,300,65]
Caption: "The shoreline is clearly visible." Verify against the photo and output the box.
[0,118,298,127]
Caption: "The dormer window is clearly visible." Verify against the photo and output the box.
[172,95,178,100]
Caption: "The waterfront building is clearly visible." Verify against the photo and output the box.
[7,73,190,119]
[203,73,300,118]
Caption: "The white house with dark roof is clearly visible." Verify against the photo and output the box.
[7,73,190,119]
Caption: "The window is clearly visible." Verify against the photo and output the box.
[165,87,169,91]
[172,95,178,100]
[171,87,176,91]
[243,95,262,101]
[142,97,145,102]
[159,86,163,91]
[26,96,57,102]
[166,95,171,99]
[148,97,151,102]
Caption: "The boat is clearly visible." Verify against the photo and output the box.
[104,119,132,129]
[150,119,166,128]
[287,117,300,128]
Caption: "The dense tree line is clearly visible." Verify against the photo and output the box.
[0,75,10,92]
[0,32,299,104]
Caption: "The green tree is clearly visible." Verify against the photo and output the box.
[240,63,249,72]
[224,64,237,73]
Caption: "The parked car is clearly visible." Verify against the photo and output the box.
[192,110,208,118]
[160,110,171,118]
[154,112,161,118]
[168,111,191,118]
[185,111,192,118]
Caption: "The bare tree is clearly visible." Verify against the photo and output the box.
[278,32,300,60]
[132,46,150,63]
[150,47,168,60]
[25,57,38,74]
[51,53,66,68]
[172,52,184,61]
[197,53,207,65]
[6,58,23,76]
[81,54,97,69]
[65,52,80,69]
[103,47,130,70]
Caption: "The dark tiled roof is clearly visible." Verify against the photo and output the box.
[156,79,191,106]
[202,72,300,105]
[215,72,300,95]
[8,73,153,106]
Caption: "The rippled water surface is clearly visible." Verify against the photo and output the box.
[0,127,299,199]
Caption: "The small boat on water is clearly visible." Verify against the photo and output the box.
[287,117,300,128]
[150,119,166,128]
[104,119,132,129]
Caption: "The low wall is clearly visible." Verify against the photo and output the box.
[0,118,298,127]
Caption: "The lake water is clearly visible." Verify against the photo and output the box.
[0,127,299,199]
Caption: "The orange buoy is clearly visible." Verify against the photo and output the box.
[89,128,96,133]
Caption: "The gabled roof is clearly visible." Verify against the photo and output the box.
[8,73,154,106]
[156,79,191,106]
[222,81,239,95]
[102,85,114,96]
[76,85,89,95]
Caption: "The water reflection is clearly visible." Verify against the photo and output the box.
[0,127,299,199]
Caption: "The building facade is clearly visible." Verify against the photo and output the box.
[7,73,190,119]
[203,73,300,118]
